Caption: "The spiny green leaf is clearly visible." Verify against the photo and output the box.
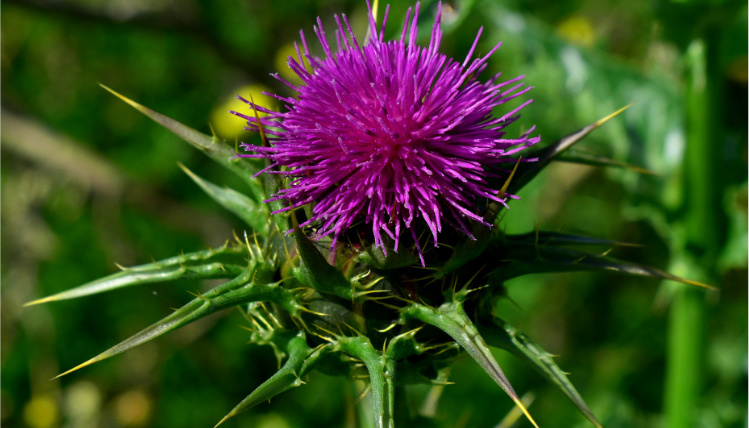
[558,149,656,175]
[437,160,522,279]
[435,234,491,280]
[216,333,313,427]
[25,243,247,306]
[507,104,632,196]
[488,243,714,289]
[100,84,262,186]
[357,244,419,270]
[179,163,269,235]
[479,316,602,428]
[338,336,396,428]
[400,301,539,428]
[439,106,632,278]
[54,270,302,378]
[291,211,354,299]
[503,231,640,248]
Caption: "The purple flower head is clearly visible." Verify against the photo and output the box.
[232,1,539,263]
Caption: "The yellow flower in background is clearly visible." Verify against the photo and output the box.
[210,84,276,139]
[114,389,152,427]
[23,394,58,428]
[275,43,306,85]
[556,15,596,47]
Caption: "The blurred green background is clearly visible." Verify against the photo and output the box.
[2,0,746,427]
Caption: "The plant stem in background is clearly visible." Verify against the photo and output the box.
[665,36,721,428]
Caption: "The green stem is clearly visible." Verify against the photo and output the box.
[339,336,395,428]
[666,286,705,428]
[665,34,721,428]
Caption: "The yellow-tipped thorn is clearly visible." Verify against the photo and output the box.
[397,325,424,339]
[495,392,536,428]
[354,289,391,297]
[24,296,58,307]
[231,229,242,245]
[680,278,718,291]
[177,162,193,176]
[237,324,257,333]
[297,306,328,317]
[511,395,540,428]
[248,93,269,147]
[497,156,523,200]
[594,102,634,127]
[214,414,230,428]
[373,301,403,311]
[99,84,149,114]
[254,311,274,331]
[342,321,363,336]
[187,290,209,302]
[312,323,339,339]
[52,356,101,380]
[309,330,336,343]
[208,123,218,139]
[263,307,283,329]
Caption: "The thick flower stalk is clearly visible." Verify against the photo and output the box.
[232,1,539,260]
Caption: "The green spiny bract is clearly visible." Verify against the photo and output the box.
[23,87,712,428]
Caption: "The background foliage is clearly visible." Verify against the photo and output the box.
[2,0,746,427]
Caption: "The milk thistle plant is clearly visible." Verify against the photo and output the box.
[27,1,709,427]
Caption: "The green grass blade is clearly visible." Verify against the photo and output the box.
[179,164,269,235]
[479,317,602,428]
[25,243,248,306]
[100,84,262,186]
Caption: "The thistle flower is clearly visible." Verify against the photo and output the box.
[232,1,540,261]
[29,3,711,427]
